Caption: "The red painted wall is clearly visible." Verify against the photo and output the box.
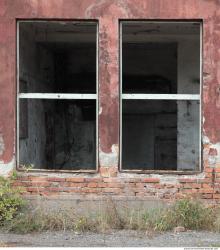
[0,0,220,201]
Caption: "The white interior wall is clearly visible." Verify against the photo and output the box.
[177,39,200,170]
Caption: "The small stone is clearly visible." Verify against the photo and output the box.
[174,226,186,233]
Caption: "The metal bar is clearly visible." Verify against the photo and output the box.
[121,20,201,25]
[16,21,20,169]
[96,22,99,171]
[120,169,201,175]
[122,94,200,100]
[119,21,123,170]
[18,93,97,99]
[18,20,97,25]
[17,165,98,174]
[199,21,203,171]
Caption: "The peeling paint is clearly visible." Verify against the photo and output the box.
[159,176,180,184]
[0,0,219,184]
[208,155,216,166]
[99,151,118,167]
[207,143,220,165]
[99,106,102,115]
[0,157,15,177]
[99,144,118,167]
[203,135,210,144]
[111,144,119,154]
[0,133,5,157]
[0,0,219,203]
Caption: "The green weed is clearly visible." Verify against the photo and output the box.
[144,198,216,231]
[0,176,25,225]
[2,196,220,234]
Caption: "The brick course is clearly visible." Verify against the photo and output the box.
[12,169,220,203]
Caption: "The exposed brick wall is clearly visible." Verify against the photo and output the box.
[13,165,220,203]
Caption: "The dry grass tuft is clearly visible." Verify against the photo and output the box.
[2,198,220,234]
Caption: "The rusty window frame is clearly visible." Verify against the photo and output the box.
[16,20,99,173]
[119,20,202,174]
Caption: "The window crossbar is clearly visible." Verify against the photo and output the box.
[18,93,97,100]
[122,94,200,100]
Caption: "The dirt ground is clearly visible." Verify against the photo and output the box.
[0,230,220,247]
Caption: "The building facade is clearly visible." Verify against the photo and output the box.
[0,0,220,203]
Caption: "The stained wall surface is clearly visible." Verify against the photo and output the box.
[0,0,220,202]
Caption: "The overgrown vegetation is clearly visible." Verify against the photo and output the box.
[1,196,220,234]
[0,176,24,225]
[144,199,216,231]
[0,178,220,234]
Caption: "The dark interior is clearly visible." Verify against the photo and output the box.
[19,21,97,170]
[121,22,200,171]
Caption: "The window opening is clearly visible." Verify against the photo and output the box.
[121,21,201,171]
[17,21,98,171]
